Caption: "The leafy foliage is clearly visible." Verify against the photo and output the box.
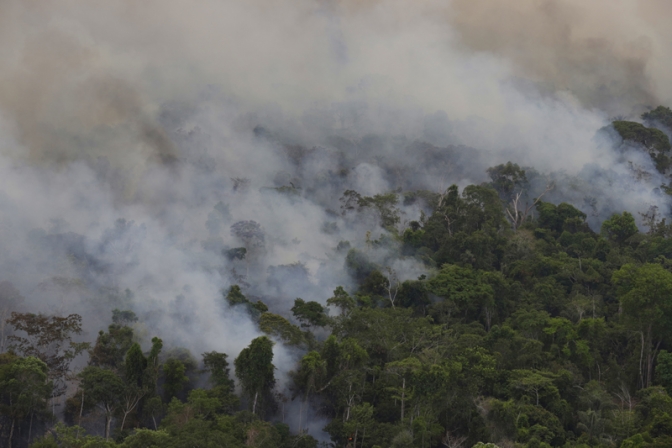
[13,162,672,447]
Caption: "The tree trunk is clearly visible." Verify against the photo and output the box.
[484,306,492,331]
[345,383,353,421]
[8,417,15,448]
[640,331,645,389]
[105,414,112,440]
[400,377,405,422]
[29,412,33,443]
[647,339,662,390]
[77,389,84,439]
[646,325,653,388]
[353,428,358,448]
[298,398,304,433]
[121,410,129,431]
[252,391,258,414]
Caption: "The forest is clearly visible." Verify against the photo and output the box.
[5,106,672,447]
[5,1,672,448]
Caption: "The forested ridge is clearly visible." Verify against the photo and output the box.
[5,107,672,447]
[5,2,672,447]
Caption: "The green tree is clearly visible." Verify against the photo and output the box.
[202,351,234,391]
[144,337,163,395]
[508,370,559,406]
[536,201,589,234]
[385,357,422,422]
[291,298,329,329]
[601,211,638,244]
[234,336,275,415]
[125,342,147,388]
[259,313,306,347]
[79,365,125,440]
[576,380,614,442]
[0,354,51,448]
[139,337,164,429]
[120,428,171,447]
[201,351,239,414]
[642,106,672,129]
[225,285,248,306]
[390,429,414,448]
[89,321,134,372]
[327,286,355,316]
[293,351,327,432]
[31,422,115,448]
[428,264,494,326]
[7,312,88,409]
[656,350,672,395]
[613,263,672,388]
[613,120,671,151]
[225,285,268,318]
[120,343,148,431]
[340,190,401,230]
[163,358,189,402]
[487,162,528,201]
[343,402,374,448]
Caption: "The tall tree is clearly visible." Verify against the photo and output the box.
[428,264,494,325]
[0,354,51,448]
[291,298,329,329]
[259,313,307,347]
[234,336,275,415]
[601,212,639,244]
[125,342,147,388]
[7,312,88,406]
[89,322,134,372]
[144,337,163,395]
[202,351,239,414]
[119,342,148,431]
[613,263,672,388]
[293,351,327,432]
[202,351,234,391]
[163,358,188,402]
[327,286,355,316]
[79,365,125,440]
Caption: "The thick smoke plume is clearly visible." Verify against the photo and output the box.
[0,0,671,436]
[449,0,672,114]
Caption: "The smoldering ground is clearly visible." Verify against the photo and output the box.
[1,0,672,438]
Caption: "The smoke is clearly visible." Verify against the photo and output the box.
[448,0,665,114]
[1,0,672,436]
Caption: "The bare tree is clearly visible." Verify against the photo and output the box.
[442,431,468,448]
[436,188,462,237]
[383,267,400,309]
[120,386,146,431]
[505,183,554,231]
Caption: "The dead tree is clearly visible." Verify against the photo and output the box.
[505,183,554,231]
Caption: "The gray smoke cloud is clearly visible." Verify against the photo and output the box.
[1,0,671,436]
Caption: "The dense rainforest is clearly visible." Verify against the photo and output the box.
[4,107,672,448]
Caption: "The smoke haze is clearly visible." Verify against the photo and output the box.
[1,0,671,435]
